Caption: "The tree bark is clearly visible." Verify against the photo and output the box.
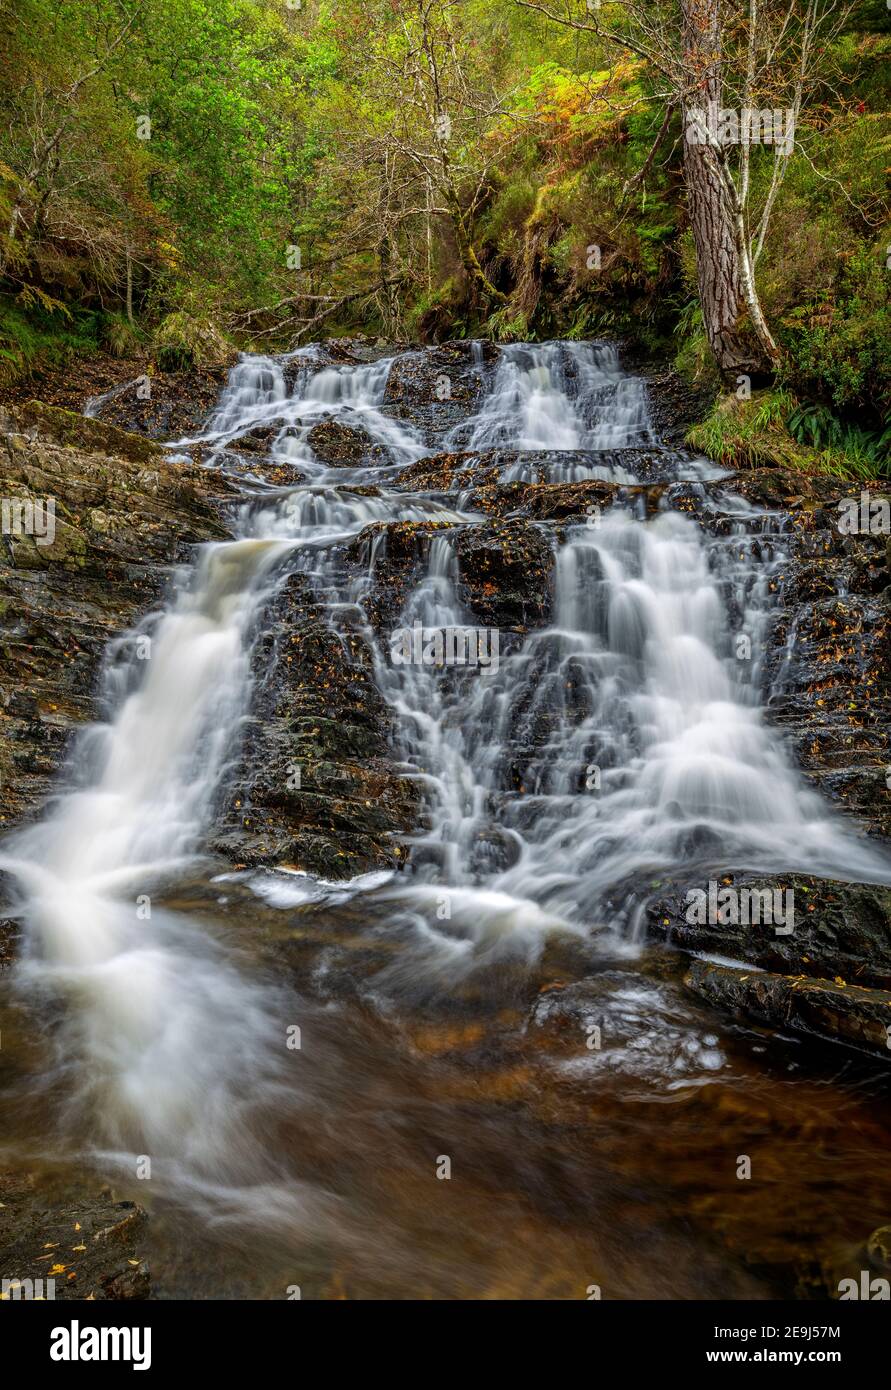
[681,0,776,377]
[449,200,507,305]
[126,248,134,326]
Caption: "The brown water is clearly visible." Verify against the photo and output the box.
[2,874,889,1301]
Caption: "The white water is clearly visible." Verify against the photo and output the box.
[449,341,653,451]
[377,507,890,956]
[198,348,426,482]
[2,340,889,1209]
[0,537,302,1193]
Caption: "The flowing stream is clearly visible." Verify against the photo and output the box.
[1,341,890,1299]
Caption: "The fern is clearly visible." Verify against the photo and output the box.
[788,403,891,472]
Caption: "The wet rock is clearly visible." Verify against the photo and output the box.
[321,337,412,366]
[100,1263,151,1300]
[475,479,664,523]
[622,355,718,448]
[762,510,889,838]
[306,417,378,465]
[768,607,889,837]
[0,1172,149,1301]
[453,518,553,628]
[684,959,891,1060]
[0,402,236,830]
[213,451,307,487]
[642,462,890,1054]
[649,875,891,990]
[393,450,497,493]
[383,342,492,408]
[345,519,456,635]
[0,916,16,967]
[231,424,280,454]
[209,572,418,876]
[718,467,846,510]
[393,446,685,494]
[382,344,494,447]
[87,365,231,441]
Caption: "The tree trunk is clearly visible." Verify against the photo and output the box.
[681,0,776,378]
[0,199,23,279]
[377,228,402,337]
[446,192,506,305]
[126,248,135,327]
[437,144,506,306]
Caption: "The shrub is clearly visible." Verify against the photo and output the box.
[152,310,228,371]
[778,245,891,419]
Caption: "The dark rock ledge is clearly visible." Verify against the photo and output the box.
[649,875,891,1060]
[208,570,420,877]
[0,1174,149,1301]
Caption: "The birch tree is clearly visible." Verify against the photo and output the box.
[517,0,855,377]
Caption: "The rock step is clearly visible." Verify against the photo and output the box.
[686,959,891,1061]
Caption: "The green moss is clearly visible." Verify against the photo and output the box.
[152,310,228,371]
[687,391,884,481]
[16,401,164,464]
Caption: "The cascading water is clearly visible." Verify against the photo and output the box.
[2,339,890,1299]
[202,348,425,481]
[449,341,654,452]
[0,539,300,1186]
[362,346,891,967]
[0,349,471,1224]
[381,506,890,933]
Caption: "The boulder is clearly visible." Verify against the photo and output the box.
[453,518,553,629]
[208,572,419,876]
[0,1171,149,1301]
[306,417,377,465]
[649,875,891,990]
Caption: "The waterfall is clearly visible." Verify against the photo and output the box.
[0,538,297,1178]
[448,341,653,451]
[0,346,475,1206]
[198,349,426,480]
[2,338,889,1220]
